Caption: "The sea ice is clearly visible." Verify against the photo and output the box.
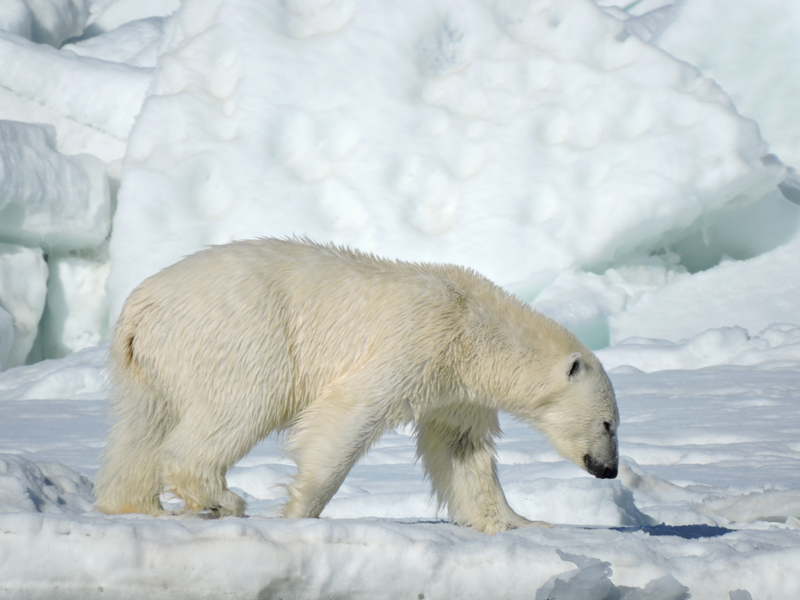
[0,243,47,369]
[0,29,153,161]
[39,248,110,360]
[609,232,800,344]
[0,0,91,47]
[0,120,110,253]
[106,0,783,323]
[654,0,800,168]
[62,15,167,68]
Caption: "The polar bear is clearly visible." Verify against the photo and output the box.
[94,238,618,533]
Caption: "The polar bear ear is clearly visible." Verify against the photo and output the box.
[566,352,583,380]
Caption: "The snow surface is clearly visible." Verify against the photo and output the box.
[0,0,799,597]
[653,0,800,170]
[1,348,800,598]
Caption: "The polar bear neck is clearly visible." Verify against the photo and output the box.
[449,281,592,422]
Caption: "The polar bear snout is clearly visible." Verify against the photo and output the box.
[583,453,618,479]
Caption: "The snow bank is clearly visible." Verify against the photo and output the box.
[531,190,800,357]
[610,232,800,344]
[0,0,91,47]
[0,29,153,161]
[0,343,106,399]
[0,454,94,514]
[598,324,800,373]
[653,0,800,169]
[106,0,783,321]
[531,251,691,349]
[0,243,47,369]
[62,16,166,68]
[0,120,110,252]
[40,249,110,360]
[1,350,800,599]
[84,0,179,35]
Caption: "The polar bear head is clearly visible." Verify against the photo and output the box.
[533,350,619,479]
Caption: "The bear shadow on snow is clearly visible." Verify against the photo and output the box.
[95,237,619,534]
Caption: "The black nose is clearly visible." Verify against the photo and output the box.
[583,454,618,479]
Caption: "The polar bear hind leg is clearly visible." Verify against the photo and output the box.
[158,408,250,517]
[94,382,170,516]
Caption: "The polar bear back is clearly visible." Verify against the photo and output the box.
[110,238,508,428]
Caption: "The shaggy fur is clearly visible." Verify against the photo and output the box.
[94,237,619,533]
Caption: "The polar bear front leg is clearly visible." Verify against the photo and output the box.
[416,406,544,534]
[282,376,389,519]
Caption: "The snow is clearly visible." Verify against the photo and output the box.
[0,29,152,161]
[609,232,800,344]
[598,323,800,373]
[62,16,167,68]
[0,243,48,370]
[0,120,110,253]
[0,0,799,596]
[0,0,91,48]
[38,246,110,360]
[106,0,784,322]
[652,0,800,169]
[83,0,179,36]
[2,355,800,598]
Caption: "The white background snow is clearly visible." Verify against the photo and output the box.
[0,0,799,598]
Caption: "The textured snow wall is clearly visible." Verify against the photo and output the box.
[107,0,783,321]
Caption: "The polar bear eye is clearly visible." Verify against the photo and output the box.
[603,421,613,434]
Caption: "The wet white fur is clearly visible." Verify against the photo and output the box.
[94,238,619,534]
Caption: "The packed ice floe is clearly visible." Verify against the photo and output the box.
[0,0,799,598]
[2,356,800,598]
[0,0,797,370]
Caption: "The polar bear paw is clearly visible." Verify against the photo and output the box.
[208,490,246,518]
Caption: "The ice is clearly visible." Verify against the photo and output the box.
[84,0,179,35]
[593,0,675,18]
[0,119,112,366]
[598,324,800,373]
[106,0,783,322]
[532,201,800,359]
[531,251,690,349]
[0,0,799,596]
[0,120,110,252]
[0,0,91,47]
[654,0,800,169]
[534,550,690,600]
[62,16,167,68]
[0,362,796,598]
[0,305,13,368]
[0,454,94,514]
[0,0,34,39]
[0,243,48,370]
[39,247,110,360]
[610,233,800,345]
[0,343,106,400]
[0,30,153,162]
[669,188,800,273]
